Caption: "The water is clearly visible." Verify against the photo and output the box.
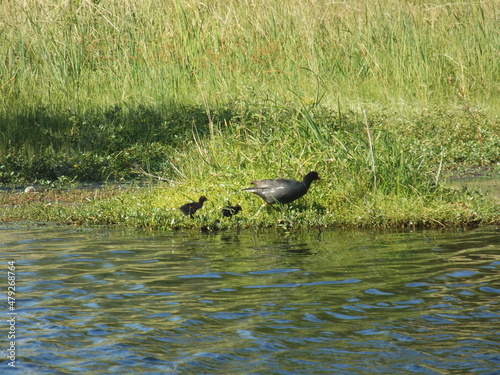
[1,225,499,374]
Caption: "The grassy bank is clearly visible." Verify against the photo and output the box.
[0,0,499,228]
[1,174,498,230]
[1,106,498,229]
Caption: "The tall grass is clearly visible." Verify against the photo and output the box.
[174,103,436,195]
[1,0,498,111]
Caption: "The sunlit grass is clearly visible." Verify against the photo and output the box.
[1,178,497,229]
[1,0,499,112]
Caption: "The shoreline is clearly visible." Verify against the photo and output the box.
[1,175,498,230]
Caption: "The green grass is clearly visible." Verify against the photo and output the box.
[0,0,499,228]
[2,0,499,110]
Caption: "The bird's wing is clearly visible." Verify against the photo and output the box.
[249,178,296,188]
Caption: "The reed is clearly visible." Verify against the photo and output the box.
[1,0,498,111]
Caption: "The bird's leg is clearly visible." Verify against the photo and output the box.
[249,203,268,220]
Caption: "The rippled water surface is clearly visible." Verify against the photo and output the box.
[1,225,499,374]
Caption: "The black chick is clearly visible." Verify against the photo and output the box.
[180,196,208,217]
[221,203,242,217]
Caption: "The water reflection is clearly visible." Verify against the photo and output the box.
[1,225,499,374]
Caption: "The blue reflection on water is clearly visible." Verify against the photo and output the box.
[1,226,499,374]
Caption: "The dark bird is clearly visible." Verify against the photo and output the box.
[179,196,208,217]
[221,203,242,217]
[242,171,320,206]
